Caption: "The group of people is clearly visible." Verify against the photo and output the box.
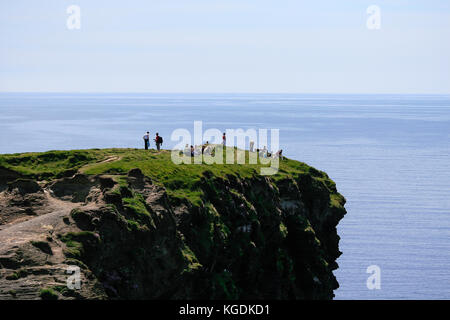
[184,141,213,157]
[254,146,284,159]
[143,131,283,160]
[143,132,163,151]
[182,141,283,160]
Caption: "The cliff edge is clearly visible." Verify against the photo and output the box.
[0,148,346,300]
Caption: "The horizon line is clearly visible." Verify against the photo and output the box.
[1,91,450,95]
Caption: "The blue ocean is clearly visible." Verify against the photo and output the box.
[0,93,449,299]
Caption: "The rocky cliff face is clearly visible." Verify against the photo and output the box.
[0,155,346,300]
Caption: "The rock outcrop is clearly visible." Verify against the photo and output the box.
[0,153,346,300]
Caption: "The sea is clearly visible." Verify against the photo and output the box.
[0,93,449,299]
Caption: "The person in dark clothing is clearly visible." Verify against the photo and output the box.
[154,133,163,151]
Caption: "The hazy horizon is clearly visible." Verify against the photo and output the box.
[1,92,450,95]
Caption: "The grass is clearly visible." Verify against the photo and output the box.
[122,193,155,227]
[59,231,102,259]
[0,147,340,206]
[0,149,128,180]
[39,288,59,300]
[182,245,203,272]
[51,285,81,298]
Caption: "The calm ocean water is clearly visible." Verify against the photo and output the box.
[0,93,449,299]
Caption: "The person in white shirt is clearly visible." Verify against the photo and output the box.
[184,144,190,156]
[143,132,150,150]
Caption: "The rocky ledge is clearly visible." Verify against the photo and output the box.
[0,149,346,300]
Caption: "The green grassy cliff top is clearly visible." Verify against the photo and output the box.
[0,148,341,205]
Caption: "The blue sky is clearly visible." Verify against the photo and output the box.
[1,0,449,93]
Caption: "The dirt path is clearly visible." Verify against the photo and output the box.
[98,156,121,164]
[0,175,111,299]
[0,208,68,250]
[0,191,78,253]
[78,155,122,174]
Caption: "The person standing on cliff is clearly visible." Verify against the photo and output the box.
[275,149,284,160]
[250,140,255,152]
[222,132,226,146]
[143,132,150,150]
[154,133,163,151]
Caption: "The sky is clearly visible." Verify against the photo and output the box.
[0,0,449,94]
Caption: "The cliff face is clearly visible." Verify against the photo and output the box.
[0,149,346,300]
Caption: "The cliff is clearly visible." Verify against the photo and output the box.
[0,148,346,300]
